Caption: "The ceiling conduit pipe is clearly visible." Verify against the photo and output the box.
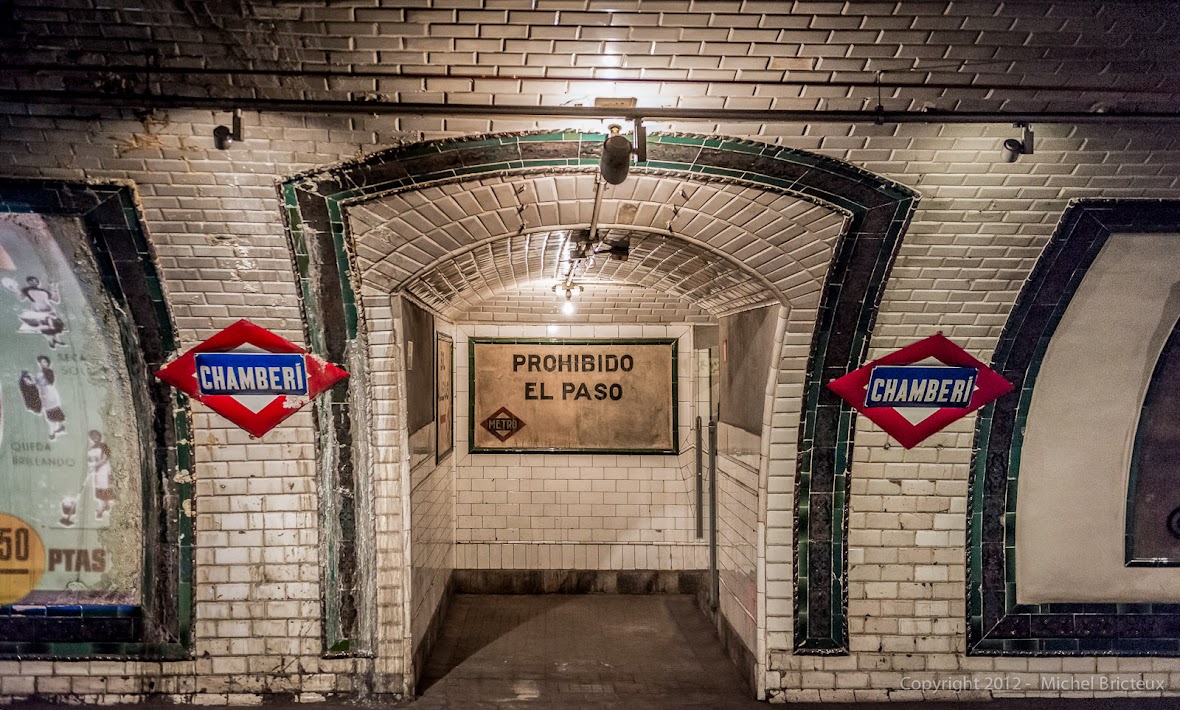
[9,63,1180,99]
[6,90,1180,125]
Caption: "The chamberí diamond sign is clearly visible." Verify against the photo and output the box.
[826,333,1013,449]
[155,319,348,437]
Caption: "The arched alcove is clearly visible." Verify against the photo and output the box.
[280,131,917,693]
[969,200,1180,655]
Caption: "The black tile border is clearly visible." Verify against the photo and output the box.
[787,157,917,655]
[280,131,919,657]
[0,180,192,659]
[968,199,1180,655]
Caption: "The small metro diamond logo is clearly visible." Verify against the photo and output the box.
[826,333,1013,449]
[481,407,525,442]
[154,319,348,438]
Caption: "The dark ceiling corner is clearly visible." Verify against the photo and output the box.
[0,1,16,37]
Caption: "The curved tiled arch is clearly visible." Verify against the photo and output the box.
[968,199,1180,655]
[348,173,846,312]
[280,132,918,656]
[445,283,714,325]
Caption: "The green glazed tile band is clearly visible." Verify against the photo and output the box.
[968,199,1180,655]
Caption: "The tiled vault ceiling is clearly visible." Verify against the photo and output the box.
[347,171,849,319]
[404,228,775,320]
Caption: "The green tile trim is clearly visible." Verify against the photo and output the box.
[294,131,895,219]
[279,131,920,658]
[279,182,357,656]
[281,182,325,354]
[968,199,1180,656]
[324,197,360,341]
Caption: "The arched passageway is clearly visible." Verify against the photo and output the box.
[281,131,916,696]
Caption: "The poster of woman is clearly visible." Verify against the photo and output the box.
[2,275,67,348]
[84,430,116,520]
[18,355,67,441]
[0,212,142,604]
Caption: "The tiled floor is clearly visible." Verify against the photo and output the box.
[32,596,1180,709]
[401,595,1180,710]
[408,594,763,709]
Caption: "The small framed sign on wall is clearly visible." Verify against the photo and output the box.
[469,338,677,454]
[436,333,453,462]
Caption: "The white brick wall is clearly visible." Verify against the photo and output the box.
[405,316,456,663]
[4,106,1180,702]
[2,3,1180,695]
[760,123,1180,702]
[452,323,708,570]
[0,106,406,702]
[716,449,760,652]
[8,1,1179,114]
[361,291,410,693]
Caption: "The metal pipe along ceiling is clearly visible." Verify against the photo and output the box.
[8,63,1177,98]
[6,89,1180,125]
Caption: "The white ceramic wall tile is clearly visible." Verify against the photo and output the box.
[451,323,705,569]
[2,2,1180,697]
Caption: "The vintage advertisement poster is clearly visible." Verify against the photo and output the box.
[0,213,143,606]
[470,339,676,453]
[436,333,453,462]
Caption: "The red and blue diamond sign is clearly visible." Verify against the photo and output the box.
[826,333,1013,449]
[155,319,348,437]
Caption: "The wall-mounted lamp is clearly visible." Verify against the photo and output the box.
[1001,122,1034,162]
[213,108,243,150]
[600,124,632,184]
[598,119,647,185]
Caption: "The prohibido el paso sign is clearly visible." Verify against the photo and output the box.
[470,339,676,454]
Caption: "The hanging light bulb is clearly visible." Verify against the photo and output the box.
[562,301,575,315]
[554,282,585,300]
